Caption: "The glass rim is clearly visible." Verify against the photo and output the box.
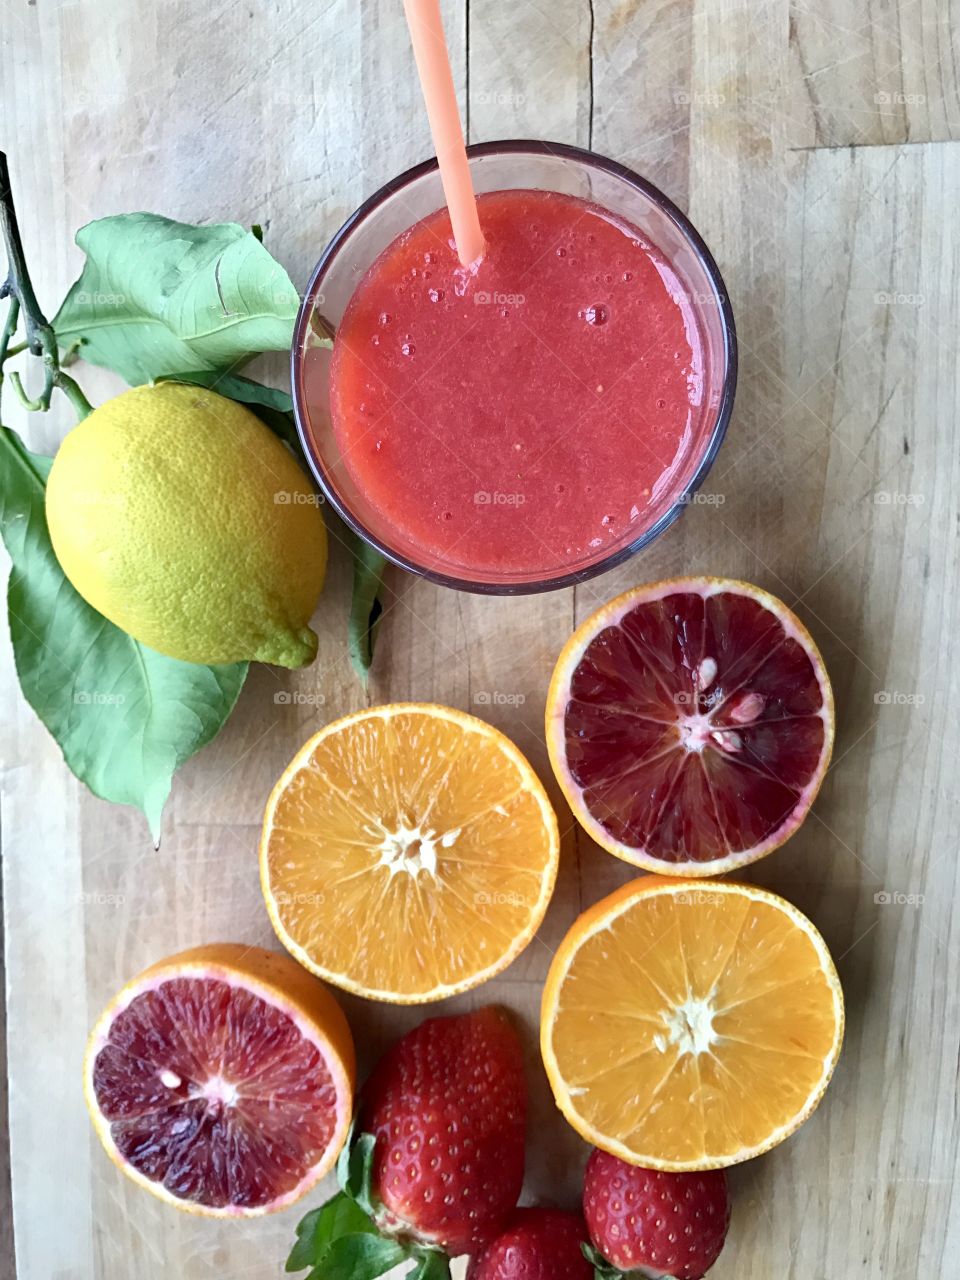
[291,138,738,596]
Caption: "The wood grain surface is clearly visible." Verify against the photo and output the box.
[2,1,959,1277]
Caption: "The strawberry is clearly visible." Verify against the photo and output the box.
[287,1007,527,1280]
[582,1149,730,1280]
[466,1208,593,1280]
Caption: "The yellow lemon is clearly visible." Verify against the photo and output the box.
[46,382,327,667]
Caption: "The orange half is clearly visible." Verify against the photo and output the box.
[541,877,844,1170]
[546,577,835,877]
[84,944,354,1216]
[260,703,559,1003]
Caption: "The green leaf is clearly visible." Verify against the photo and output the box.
[287,1207,326,1272]
[305,1234,408,1280]
[286,1193,377,1271]
[53,213,300,385]
[349,537,388,682]
[158,371,302,449]
[338,1128,380,1220]
[580,1242,675,1280]
[0,425,247,841]
[409,1248,452,1280]
[582,1242,619,1279]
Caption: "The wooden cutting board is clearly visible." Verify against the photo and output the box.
[2,1,958,1276]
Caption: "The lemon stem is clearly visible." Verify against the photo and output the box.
[53,371,94,421]
[0,294,19,372]
[0,151,93,423]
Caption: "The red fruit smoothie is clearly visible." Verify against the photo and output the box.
[327,189,708,579]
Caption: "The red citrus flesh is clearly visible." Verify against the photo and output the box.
[89,973,344,1213]
[548,579,834,875]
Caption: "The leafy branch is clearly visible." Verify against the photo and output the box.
[0,151,93,421]
[0,150,388,836]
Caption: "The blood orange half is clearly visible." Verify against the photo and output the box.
[84,944,355,1216]
[546,578,834,876]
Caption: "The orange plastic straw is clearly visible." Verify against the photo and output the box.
[402,0,485,267]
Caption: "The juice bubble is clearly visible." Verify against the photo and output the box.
[401,341,415,357]
[378,312,391,326]
[428,288,444,303]
[581,304,609,326]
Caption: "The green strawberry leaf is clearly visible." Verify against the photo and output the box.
[581,1242,679,1280]
[53,214,300,385]
[286,1193,376,1271]
[305,1234,408,1280]
[349,537,388,682]
[290,1128,454,1280]
[409,1248,453,1280]
[582,1242,623,1278]
[0,425,247,842]
[338,1127,380,1220]
[287,1207,326,1271]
